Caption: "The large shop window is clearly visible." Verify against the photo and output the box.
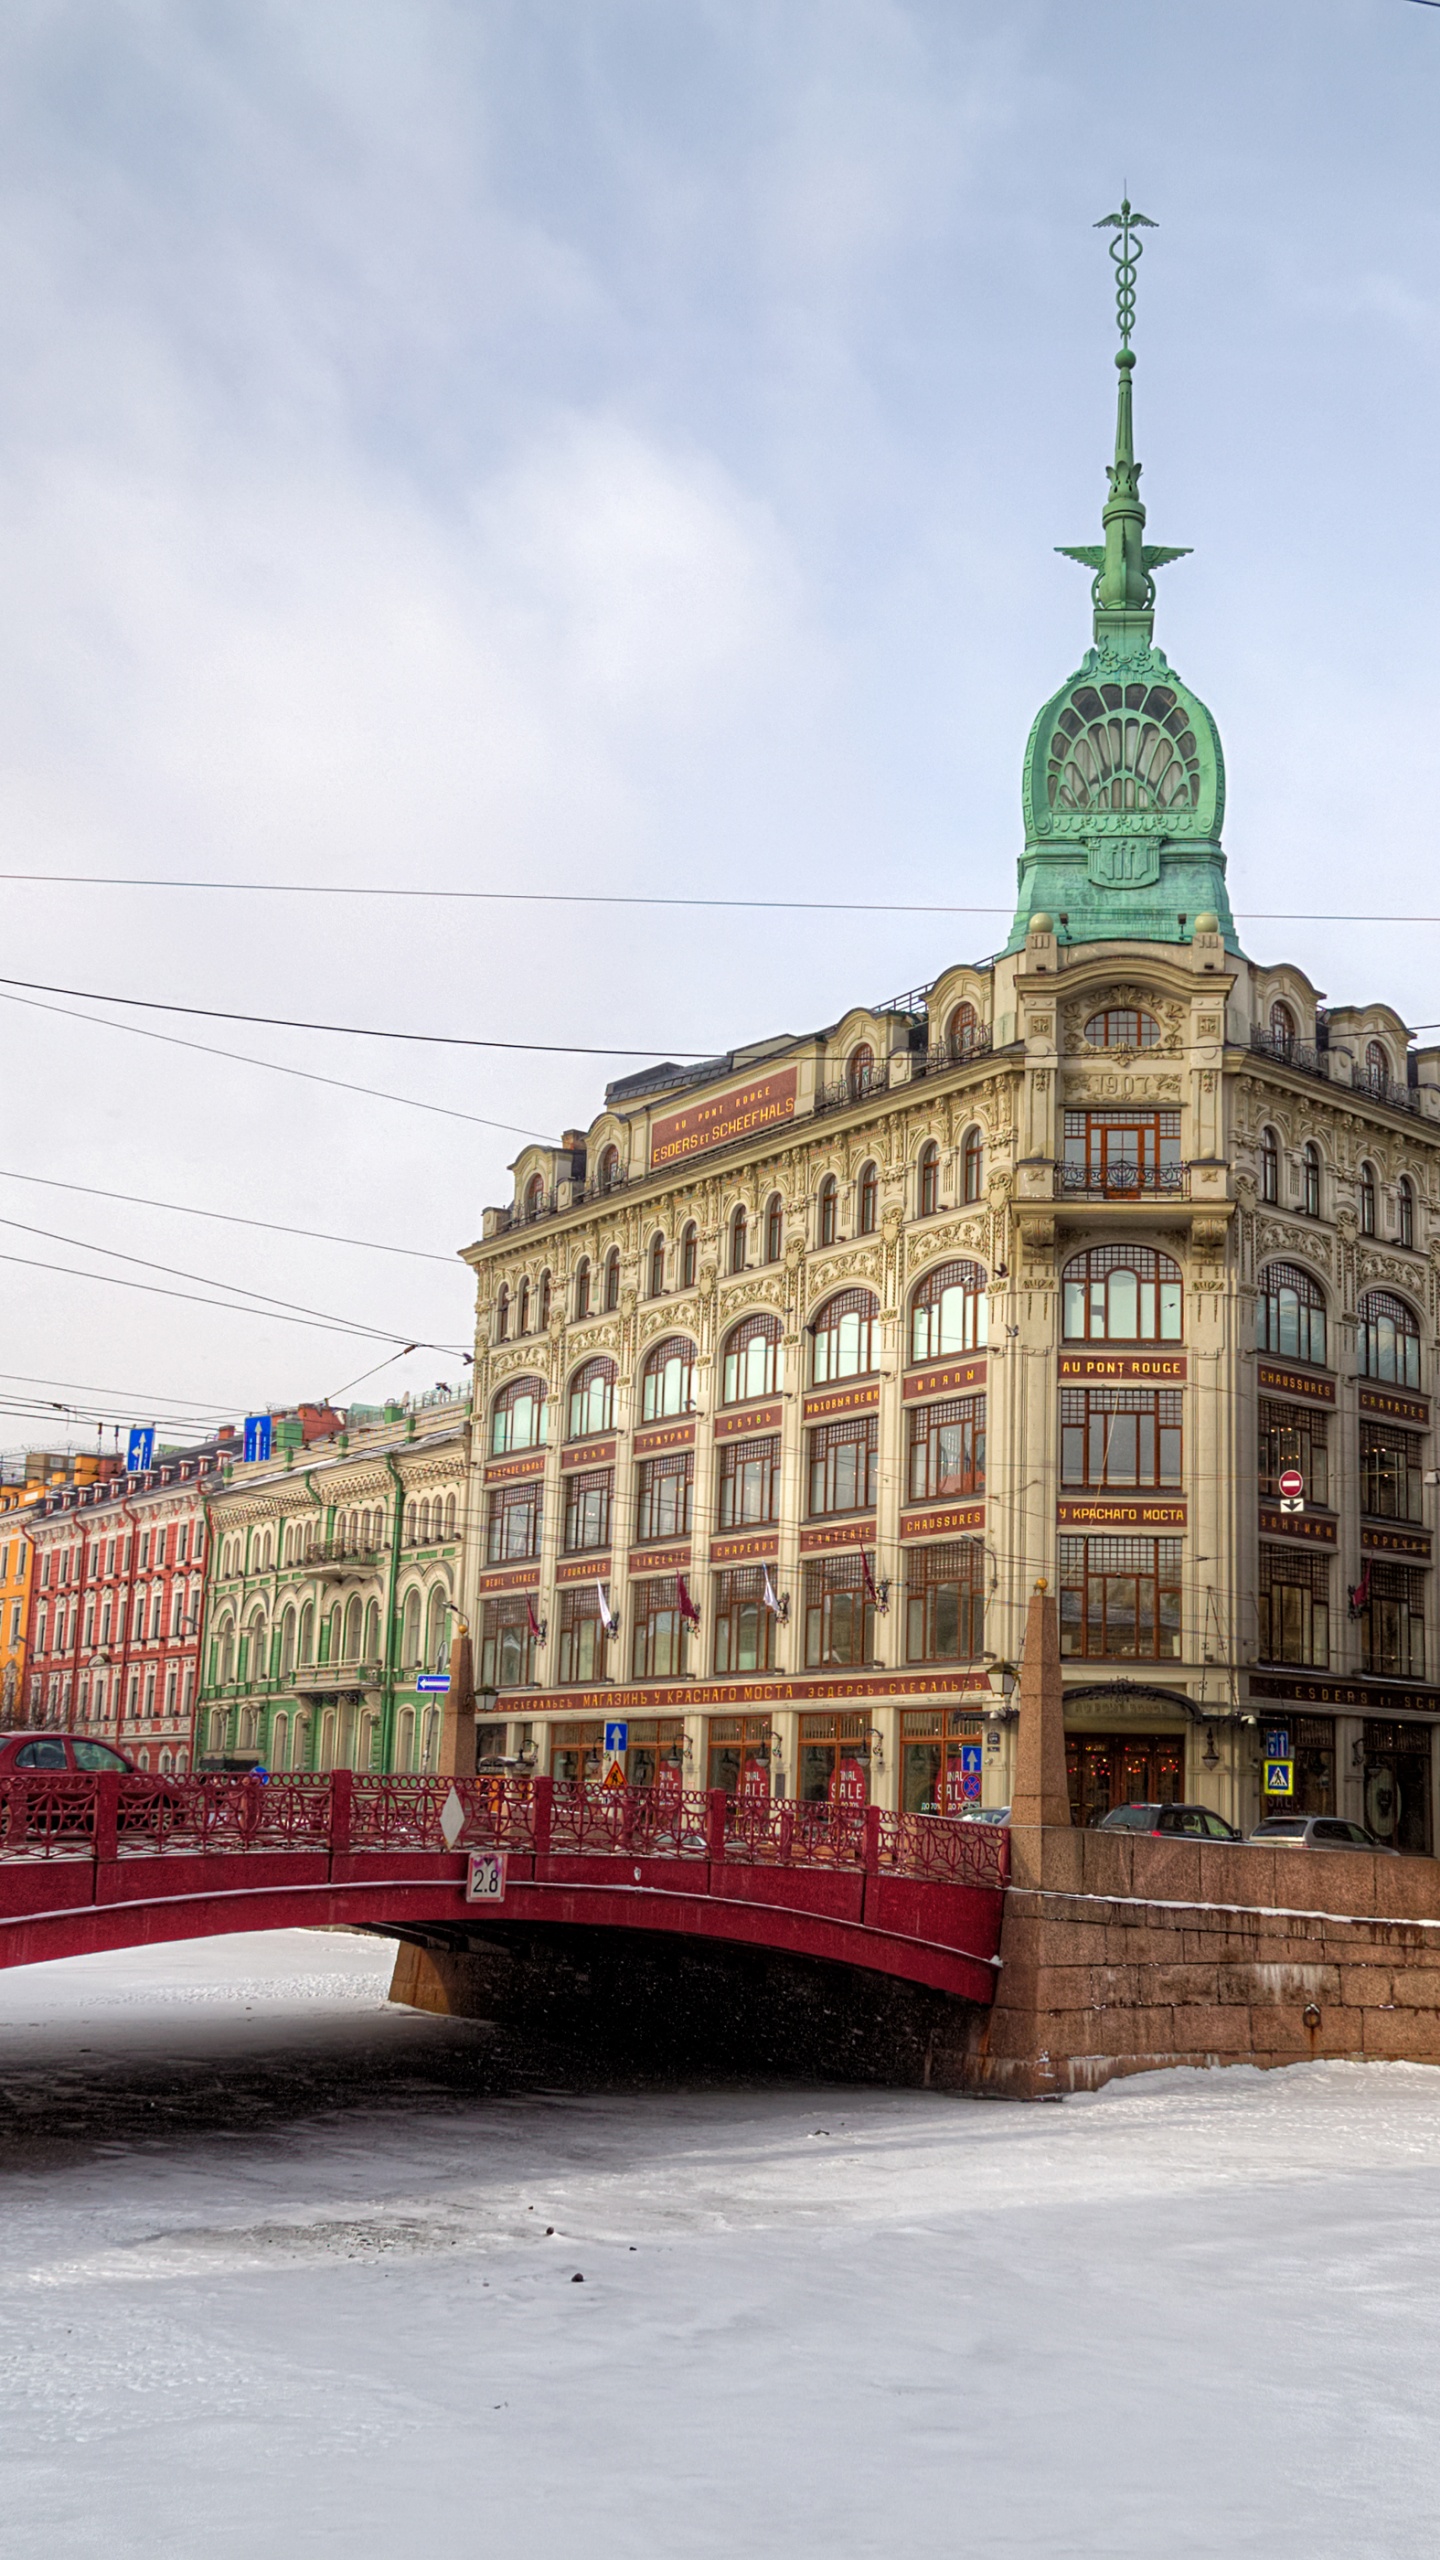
[558,1590,610,1687]
[490,1374,547,1456]
[908,1395,985,1502]
[1258,1546,1330,1669]
[641,1334,695,1421]
[1361,1422,1424,1523]
[567,1356,616,1441]
[798,1710,871,1805]
[486,1481,542,1564]
[723,1312,781,1406]
[635,1451,693,1544]
[909,1259,987,1364]
[1062,1245,1182,1344]
[480,1595,536,1691]
[1259,1400,1329,1507]
[717,1433,779,1530]
[810,1289,878,1385]
[1360,1563,1427,1683]
[1060,1388,1181,1491]
[708,1711,773,1794]
[562,1468,612,1555]
[1358,1291,1422,1390]
[1256,1262,1327,1367]
[808,1416,877,1516]
[630,1577,692,1681]
[1061,1108,1181,1197]
[712,1570,777,1677]
[803,1554,876,1670]
[900,1706,984,1815]
[905,1539,985,1665]
[1059,1536,1182,1659]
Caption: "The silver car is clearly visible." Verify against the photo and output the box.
[1249,1814,1398,1853]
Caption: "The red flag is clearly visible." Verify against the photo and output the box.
[525,1595,542,1639]
[676,1573,701,1627]
[860,1551,880,1607]
[1348,1564,1372,1620]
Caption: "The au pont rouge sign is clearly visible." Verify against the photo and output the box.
[650,1068,799,1170]
[1058,1353,1186,1384]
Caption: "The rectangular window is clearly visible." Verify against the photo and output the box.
[562,1469,613,1555]
[717,1435,780,1530]
[1062,1108,1183,1194]
[907,1395,985,1504]
[1360,1424,1424,1524]
[139,1533,150,1569]
[900,1705,984,1814]
[1258,1401,1329,1508]
[630,1577,692,1680]
[1059,1389,1181,1491]
[1058,1536,1183,1659]
[905,1539,985,1664]
[1362,1564,1426,1682]
[707,1712,773,1793]
[635,1453,694,1544]
[177,1523,190,1563]
[1257,1545,1330,1669]
[480,1594,537,1690]
[559,1586,611,1684]
[487,1481,543,1564]
[712,1568,777,1676]
[807,1417,878,1517]
[164,1668,178,1714]
[803,1553,876,1669]
[100,1597,112,1646]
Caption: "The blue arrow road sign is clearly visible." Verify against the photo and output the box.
[127,1426,155,1471]
[604,1721,628,1755]
[1265,1729,1291,1760]
[960,1744,983,1774]
[244,1414,272,1463]
[415,1674,450,1694]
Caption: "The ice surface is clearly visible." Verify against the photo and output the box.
[1,1929,1438,2557]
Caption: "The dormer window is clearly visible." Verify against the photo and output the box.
[1083,1006,1160,1050]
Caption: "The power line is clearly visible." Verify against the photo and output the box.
[0,1367,247,1413]
[0,986,558,1139]
[0,1165,458,1266]
[0,1245,467,1350]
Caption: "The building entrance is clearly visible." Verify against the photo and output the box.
[1363,1719,1432,1855]
[1066,1730,1185,1826]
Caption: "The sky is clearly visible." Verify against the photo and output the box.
[0,0,1437,1446]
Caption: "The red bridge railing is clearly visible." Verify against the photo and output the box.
[0,1771,1009,1890]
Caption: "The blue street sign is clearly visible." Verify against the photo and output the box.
[244,1414,272,1463]
[1264,1759,1295,1797]
[960,1743,983,1775]
[604,1721,629,1755]
[416,1674,450,1694]
[127,1426,155,1471]
[1265,1728,1291,1760]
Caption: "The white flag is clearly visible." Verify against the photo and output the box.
[595,1579,617,1635]
[762,1567,783,1619]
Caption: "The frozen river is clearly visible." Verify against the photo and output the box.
[1,1929,1438,2557]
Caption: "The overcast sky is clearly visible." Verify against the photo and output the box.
[0,0,1436,1449]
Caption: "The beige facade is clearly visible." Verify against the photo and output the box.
[459,928,1440,1849]
[199,1397,472,1773]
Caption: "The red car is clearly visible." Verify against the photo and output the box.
[0,1730,144,1776]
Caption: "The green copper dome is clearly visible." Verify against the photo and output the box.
[1006,207,1237,955]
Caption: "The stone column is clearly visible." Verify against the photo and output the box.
[437,1626,476,1778]
[1010,1583,1070,1832]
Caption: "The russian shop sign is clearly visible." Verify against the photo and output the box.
[649,1068,798,1169]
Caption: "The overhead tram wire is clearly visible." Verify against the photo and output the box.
[0,972,710,1057]
[0,1166,458,1266]
[0,1366,260,1414]
[0,1246,468,1350]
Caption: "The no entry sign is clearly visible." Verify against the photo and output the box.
[1278,1469,1304,1499]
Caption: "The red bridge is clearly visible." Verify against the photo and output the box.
[0,1771,1007,2005]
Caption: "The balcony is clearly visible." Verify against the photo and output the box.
[813,1063,892,1117]
[291,1660,385,1695]
[1055,1162,1191,1202]
[917,1027,994,1078]
[308,1540,388,1578]
[1249,1025,1330,1083]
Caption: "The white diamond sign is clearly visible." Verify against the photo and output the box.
[439,1786,467,1851]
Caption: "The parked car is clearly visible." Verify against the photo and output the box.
[0,1731,185,1847]
[1248,1814,1398,1853]
[958,1805,1010,1825]
[0,1731,139,1775]
[1097,1801,1242,1841]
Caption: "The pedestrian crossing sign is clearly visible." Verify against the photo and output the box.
[1264,1759,1294,1797]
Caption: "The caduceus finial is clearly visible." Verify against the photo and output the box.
[1095,199,1156,351]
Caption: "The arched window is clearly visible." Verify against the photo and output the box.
[342,1597,362,1663]
[216,1617,236,1684]
[723,1312,781,1406]
[948,1002,979,1060]
[1260,1126,1279,1204]
[523,1173,544,1219]
[1062,1246,1182,1344]
[1359,1290,1422,1389]
[1399,1175,1416,1250]
[1046,678,1200,814]
[604,1247,621,1311]
[918,1141,940,1218]
[857,1162,878,1235]
[1083,1006,1160,1050]
[598,1144,621,1192]
[1360,1161,1377,1237]
[680,1222,698,1288]
[517,1278,530,1334]
[1303,1142,1321,1219]
[641,1336,695,1421]
[567,1356,616,1440]
[575,1257,591,1318]
[490,1376,547,1456]
[401,1588,421,1667]
[1256,1262,1327,1367]
[496,1283,510,1343]
[729,1206,748,1274]
[811,1289,879,1385]
[848,1044,875,1102]
[444,1493,457,1538]
[764,1194,783,1263]
[910,1260,988,1364]
[818,1176,838,1247]
[1270,1000,1297,1048]
[298,1601,315,1665]
[1366,1040,1391,1087]
[648,1233,666,1297]
[363,1599,380,1661]
[538,1270,551,1330]
[426,1586,449,1668]
[962,1128,983,1204]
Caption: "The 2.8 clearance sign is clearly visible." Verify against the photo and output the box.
[650,1068,799,1170]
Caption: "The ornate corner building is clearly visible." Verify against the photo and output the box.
[460,208,1440,1851]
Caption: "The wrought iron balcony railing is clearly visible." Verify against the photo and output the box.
[1055,1161,1191,1200]
[813,1062,891,1117]
[919,1026,993,1077]
[309,1539,388,1576]
[291,1659,385,1693]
